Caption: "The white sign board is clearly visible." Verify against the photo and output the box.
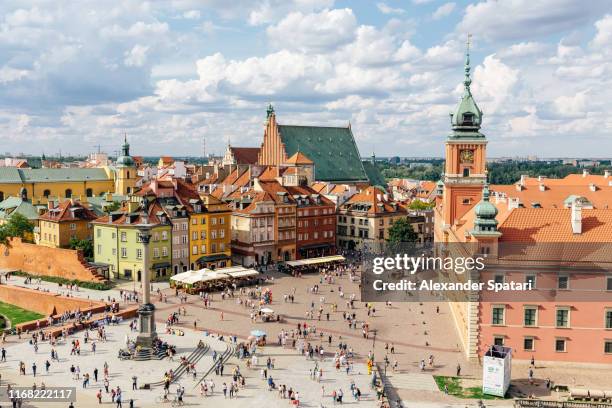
[482,346,512,397]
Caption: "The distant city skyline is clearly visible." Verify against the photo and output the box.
[1,1,611,157]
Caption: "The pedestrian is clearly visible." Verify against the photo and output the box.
[456,363,461,377]
[97,389,102,404]
[132,375,137,390]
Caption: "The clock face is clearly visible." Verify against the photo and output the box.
[460,149,474,163]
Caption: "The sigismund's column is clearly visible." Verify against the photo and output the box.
[136,224,157,348]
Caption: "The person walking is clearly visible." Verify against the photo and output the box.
[132,375,137,390]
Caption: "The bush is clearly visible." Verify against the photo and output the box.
[12,271,113,291]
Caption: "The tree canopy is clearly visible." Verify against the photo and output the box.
[0,213,35,245]
[387,217,418,243]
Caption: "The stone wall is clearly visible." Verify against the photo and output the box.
[0,238,102,282]
[0,285,104,316]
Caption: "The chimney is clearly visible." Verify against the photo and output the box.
[515,184,523,191]
[537,175,544,182]
[582,169,589,177]
[589,183,597,192]
[538,183,546,192]
[571,200,582,234]
[520,174,527,185]
[605,170,611,179]
[47,200,55,210]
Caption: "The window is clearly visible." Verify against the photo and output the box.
[605,341,612,354]
[211,230,217,239]
[211,218,217,225]
[492,306,505,325]
[97,245,101,254]
[201,231,206,240]
[493,336,504,346]
[556,307,570,328]
[558,274,569,290]
[192,231,198,240]
[136,249,142,259]
[112,248,116,256]
[219,229,225,238]
[65,189,72,198]
[607,277,612,291]
[201,245,206,253]
[524,337,535,351]
[524,307,537,327]
[43,189,51,198]
[606,310,612,329]
[525,274,536,289]
[211,243,216,252]
[192,246,198,255]
[86,188,93,197]
[121,232,127,242]
[219,217,224,224]
[153,248,159,258]
[462,168,470,177]
[162,247,168,257]
[493,274,504,284]
[462,198,470,205]
[121,247,127,258]
[70,223,76,230]
[97,229,101,238]
[192,218,197,225]
[555,339,566,352]
[161,231,168,240]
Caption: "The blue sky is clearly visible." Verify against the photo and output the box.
[1,1,611,158]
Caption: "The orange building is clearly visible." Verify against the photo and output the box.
[38,199,98,248]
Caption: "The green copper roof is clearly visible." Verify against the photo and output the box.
[0,197,41,220]
[472,184,499,234]
[116,136,134,167]
[362,161,386,187]
[449,41,485,140]
[278,125,369,183]
[0,168,110,183]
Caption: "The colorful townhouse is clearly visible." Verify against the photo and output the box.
[188,194,232,270]
[38,199,98,248]
[92,196,172,281]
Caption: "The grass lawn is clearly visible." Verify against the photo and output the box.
[434,376,507,400]
[0,301,43,327]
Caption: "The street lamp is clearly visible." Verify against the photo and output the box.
[135,223,158,352]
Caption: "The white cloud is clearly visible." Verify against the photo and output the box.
[377,3,404,15]
[432,3,455,20]
[182,10,201,20]
[498,42,548,58]
[248,0,334,26]
[471,55,519,114]
[267,8,357,52]
[124,45,150,67]
[591,14,612,51]
[0,66,30,84]
[458,0,611,42]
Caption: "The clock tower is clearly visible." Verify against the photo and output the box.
[442,37,487,227]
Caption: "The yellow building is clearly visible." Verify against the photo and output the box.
[38,199,98,248]
[188,194,232,270]
[0,138,136,204]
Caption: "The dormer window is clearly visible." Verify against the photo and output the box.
[463,113,474,125]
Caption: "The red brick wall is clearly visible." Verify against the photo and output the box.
[0,238,98,282]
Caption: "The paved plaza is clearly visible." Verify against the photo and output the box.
[0,270,610,407]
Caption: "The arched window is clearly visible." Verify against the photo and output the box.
[86,188,93,197]
[0,191,4,202]
[43,189,51,198]
[126,187,131,194]
[126,171,130,179]
[65,189,72,198]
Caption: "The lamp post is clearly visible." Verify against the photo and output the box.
[136,224,157,349]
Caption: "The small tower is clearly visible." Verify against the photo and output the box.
[469,184,501,255]
[115,134,137,195]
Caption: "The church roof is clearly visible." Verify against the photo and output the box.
[230,147,260,165]
[277,125,369,183]
[0,168,110,183]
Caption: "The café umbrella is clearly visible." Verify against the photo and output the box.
[250,330,266,338]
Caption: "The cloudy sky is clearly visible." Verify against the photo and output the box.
[1,0,612,158]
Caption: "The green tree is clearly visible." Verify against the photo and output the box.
[387,218,418,243]
[0,213,34,244]
[69,237,94,259]
[408,200,434,211]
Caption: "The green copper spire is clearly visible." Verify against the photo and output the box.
[449,34,484,139]
[116,133,134,167]
[472,183,499,234]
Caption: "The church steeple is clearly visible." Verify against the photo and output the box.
[450,34,483,136]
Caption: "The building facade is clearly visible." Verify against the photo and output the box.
[38,199,97,248]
